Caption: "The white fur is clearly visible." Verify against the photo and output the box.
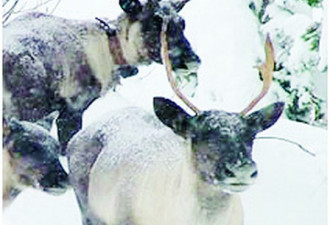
[81,16,148,95]
[81,29,115,94]
[58,74,81,99]
[60,16,148,96]
[80,109,244,225]
[117,18,149,65]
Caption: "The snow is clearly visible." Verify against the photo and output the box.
[241,119,327,225]
[3,0,327,225]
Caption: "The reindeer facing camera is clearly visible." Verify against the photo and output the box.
[67,35,284,224]
[3,0,200,154]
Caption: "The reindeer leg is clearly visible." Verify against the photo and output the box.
[81,210,107,225]
[56,109,83,155]
[69,137,106,225]
[75,195,107,225]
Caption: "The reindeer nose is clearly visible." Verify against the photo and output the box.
[224,161,258,181]
[171,50,201,72]
[185,54,201,72]
[187,53,201,65]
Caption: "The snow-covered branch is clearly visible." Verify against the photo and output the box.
[2,0,61,25]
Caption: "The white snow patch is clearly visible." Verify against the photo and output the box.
[3,189,82,225]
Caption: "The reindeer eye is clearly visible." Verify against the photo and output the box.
[223,168,235,178]
[154,15,163,25]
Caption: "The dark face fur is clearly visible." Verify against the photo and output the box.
[5,115,68,195]
[120,0,201,73]
[190,111,258,192]
[153,97,285,193]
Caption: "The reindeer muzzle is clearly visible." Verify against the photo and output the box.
[170,48,201,74]
[216,161,258,193]
[38,162,69,195]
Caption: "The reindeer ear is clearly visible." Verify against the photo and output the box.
[153,97,193,138]
[246,102,285,133]
[119,0,142,16]
[36,111,59,132]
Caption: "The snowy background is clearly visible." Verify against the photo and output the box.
[3,0,328,225]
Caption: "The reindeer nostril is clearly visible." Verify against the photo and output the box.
[251,170,258,178]
[191,54,201,64]
[223,167,236,178]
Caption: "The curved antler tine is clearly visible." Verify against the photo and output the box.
[160,23,201,115]
[241,34,275,116]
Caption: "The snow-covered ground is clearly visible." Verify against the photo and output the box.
[3,0,328,224]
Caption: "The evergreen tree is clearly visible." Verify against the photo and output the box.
[248,0,326,127]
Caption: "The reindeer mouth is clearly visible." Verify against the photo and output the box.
[37,171,70,195]
[42,183,68,195]
[202,173,253,193]
[172,61,200,76]
[212,181,252,193]
[222,183,251,193]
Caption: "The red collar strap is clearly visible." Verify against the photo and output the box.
[96,17,127,65]
[108,35,127,65]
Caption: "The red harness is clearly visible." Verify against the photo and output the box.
[96,17,127,65]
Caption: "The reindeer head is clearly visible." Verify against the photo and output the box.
[119,0,200,74]
[4,112,68,195]
[154,97,284,193]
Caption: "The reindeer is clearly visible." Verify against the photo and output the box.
[67,97,284,225]
[3,0,200,154]
[67,37,284,224]
[3,112,69,208]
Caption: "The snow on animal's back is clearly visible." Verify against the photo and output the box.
[85,107,195,224]
[3,12,114,101]
[89,107,190,168]
[4,13,83,54]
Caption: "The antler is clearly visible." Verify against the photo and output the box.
[173,0,191,11]
[161,22,201,115]
[241,35,275,116]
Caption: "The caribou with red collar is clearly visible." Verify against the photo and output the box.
[3,0,200,154]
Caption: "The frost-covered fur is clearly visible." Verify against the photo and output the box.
[68,109,243,225]
[3,113,68,208]
[3,0,200,153]
[68,97,284,225]
[3,12,149,152]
